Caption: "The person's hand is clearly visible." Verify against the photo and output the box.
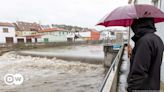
[128,44,132,58]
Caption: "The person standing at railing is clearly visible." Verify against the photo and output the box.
[127,18,164,91]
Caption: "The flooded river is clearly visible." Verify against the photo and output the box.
[0,44,163,92]
[18,45,104,64]
[0,45,105,92]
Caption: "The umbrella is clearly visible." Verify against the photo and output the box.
[97,4,164,27]
[97,4,164,58]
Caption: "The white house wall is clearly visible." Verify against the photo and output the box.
[155,0,164,41]
[37,35,67,42]
[79,31,91,37]
[0,26,16,43]
[100,31,116,40]
[22,31,36,36]
[135,0,153,4]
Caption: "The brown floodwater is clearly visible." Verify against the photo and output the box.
[0,52,105,92]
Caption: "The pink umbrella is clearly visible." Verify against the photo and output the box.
[97,4,164,58]
[97,4,164,27]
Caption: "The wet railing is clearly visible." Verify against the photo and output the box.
[99,45,124,92]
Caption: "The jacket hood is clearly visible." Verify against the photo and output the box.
[131,18,156,42]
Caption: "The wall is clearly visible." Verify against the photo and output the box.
[79,31,91,37]
[37,34,67,42]
[0,26,16,43]
[15,37,26,43]
[91,31,100,40]
[135,0,153,4]
[100,31,116,40]
[38,31,69,42]
[22,31,36,36]
[154,0,164,41]
[40,31,69,36]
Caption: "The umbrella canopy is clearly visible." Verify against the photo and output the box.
[97,4,164,27]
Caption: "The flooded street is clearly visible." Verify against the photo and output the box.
[0,46,105,92]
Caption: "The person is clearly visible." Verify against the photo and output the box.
[127,18,164,91]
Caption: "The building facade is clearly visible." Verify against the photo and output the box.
[37,28,69,42]
[14,21,42,43]
[0,22,16,43]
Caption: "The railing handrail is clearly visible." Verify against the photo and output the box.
[99,45,124,92]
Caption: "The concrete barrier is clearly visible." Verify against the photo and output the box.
[103,45,118,67]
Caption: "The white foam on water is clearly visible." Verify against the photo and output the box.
[0,52,105,92]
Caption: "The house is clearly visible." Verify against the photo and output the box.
[66,32,77,42]
[14,21,42,43]
[78,31,91,41]
[0,22,16,43]
[100,29,128,44]
[90,30,100,40]
[16,37,26,43]
[100,30,116,40]
[74,29,100,41]
[37,28,69,42]
[25,35,42,43]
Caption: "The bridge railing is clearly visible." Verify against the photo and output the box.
[99,44,125,92]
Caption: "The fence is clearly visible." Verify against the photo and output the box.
[99,44,124,92]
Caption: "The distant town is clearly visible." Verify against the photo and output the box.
[0,21,128,44]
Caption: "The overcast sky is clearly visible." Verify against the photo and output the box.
[0,0,128,30]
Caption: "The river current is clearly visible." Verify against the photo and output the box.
[0,52,105,92]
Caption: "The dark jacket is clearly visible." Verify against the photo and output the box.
[127,18,164,91]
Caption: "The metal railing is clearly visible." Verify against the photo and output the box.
[99,45,124,92]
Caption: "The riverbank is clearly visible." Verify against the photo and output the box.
[0,47,10,56]
[0,41,104,57]
[0,40,103,51]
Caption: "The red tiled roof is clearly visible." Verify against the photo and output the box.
[14,21,42,31]
[39,28,64,32]
[0,22,14,27]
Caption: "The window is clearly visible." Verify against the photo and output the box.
[30,28,38,31]
[3,28,9,33]
[111,32,115,35]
